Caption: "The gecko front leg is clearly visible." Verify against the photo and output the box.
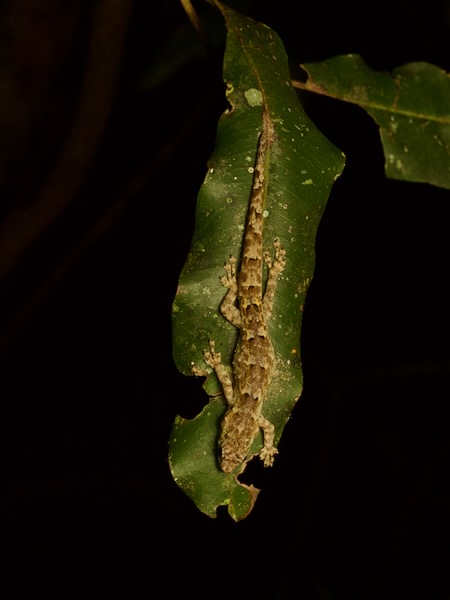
[203,256,239,406]
[204,340,234,406]
[263,239,287,320]
[219,256,241,327]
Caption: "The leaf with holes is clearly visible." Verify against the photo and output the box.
[170,1,344,521]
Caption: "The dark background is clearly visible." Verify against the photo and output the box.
[1,0,450,598]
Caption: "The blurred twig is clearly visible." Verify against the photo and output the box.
[179,0,215,55]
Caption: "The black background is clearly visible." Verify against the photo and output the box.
[1,1,450,598]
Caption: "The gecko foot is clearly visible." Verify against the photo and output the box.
[259,445,279,467]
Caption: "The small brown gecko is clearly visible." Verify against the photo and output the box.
[204,109,286,473]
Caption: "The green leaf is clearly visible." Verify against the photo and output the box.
[298,54,450,189]
[169,399,259,520]
[170,1,344,520]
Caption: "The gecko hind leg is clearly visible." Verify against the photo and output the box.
[258,414,279,467]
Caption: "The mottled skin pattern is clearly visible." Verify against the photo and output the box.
[204,112,286,473]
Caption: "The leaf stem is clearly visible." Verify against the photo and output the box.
[179,0,214,54]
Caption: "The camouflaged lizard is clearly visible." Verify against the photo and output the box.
[204,110,286,473]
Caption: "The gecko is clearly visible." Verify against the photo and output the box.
[204,109,286,474]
